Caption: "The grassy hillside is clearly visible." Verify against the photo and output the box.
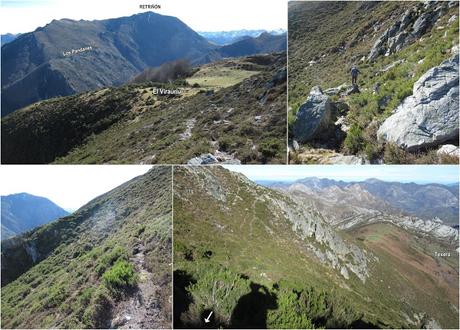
[2,54,286,164]
[173,166,458,329]
[288,1,459,164]
[349,222,458,328]
[1,167,172,328]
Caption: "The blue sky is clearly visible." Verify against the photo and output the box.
[0,165,153,211]
[1,0,286,34]
[223,165,460,184]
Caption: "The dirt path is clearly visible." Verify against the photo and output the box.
[110,242,169,329]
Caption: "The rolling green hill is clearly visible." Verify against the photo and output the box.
[1,167,172,328]
[2,54,287,164]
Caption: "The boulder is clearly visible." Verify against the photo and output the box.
[292,140,300,152]
[293,86,335,143]
[400,8,414,30]
[368,36,386,61]
[378,54,459,151]
[340,266,350,280]
[448,0,459,9]
[344,84,360,95]
[187,153,218,165]
[328,154,366,165]
[324,83,348,96]
[437,144,460,158]
[386,32,409,54]
[379,59,404,73]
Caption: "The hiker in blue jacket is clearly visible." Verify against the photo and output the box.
[351,65,360,85]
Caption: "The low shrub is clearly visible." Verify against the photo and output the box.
[102,260,137,294]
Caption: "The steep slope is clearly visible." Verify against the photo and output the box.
[288,1,459,164]
[1,167,172,328]
[173,166,458,329]
[1,12,218,116]
[1,193,69,240]
[2,53,286,164]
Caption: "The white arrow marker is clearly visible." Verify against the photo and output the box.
[204,311,213,323]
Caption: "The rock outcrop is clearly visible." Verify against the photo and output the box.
[377,54,459,151]
[187,152,241,165]
[368,1,457,61]
[293,86,336,143]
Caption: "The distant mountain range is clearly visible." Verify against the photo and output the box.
[219,32,286,58]
[1,12,286,116]
[1,33,21,46]
[262,178,459,227]
[198,29,286,45]
[1,192,68,240]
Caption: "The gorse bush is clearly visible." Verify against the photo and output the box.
[267,288,314,329]
[177,263,375,329]
[95,245,128,276]
[183,264,250,326]
[343,124,364,155]
[102,260,137,294]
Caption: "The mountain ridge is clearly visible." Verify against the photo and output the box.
[1,12,286,116]
[262,176,459,228]
[1,192,69,240]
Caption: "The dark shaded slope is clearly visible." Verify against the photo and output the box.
[1,166,172,328]
[1,193,69,240]
[219,32,286,58]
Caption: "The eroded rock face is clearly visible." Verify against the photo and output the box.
[368,1,457,61]
[377,54,459,151]
[293,86,335,143]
